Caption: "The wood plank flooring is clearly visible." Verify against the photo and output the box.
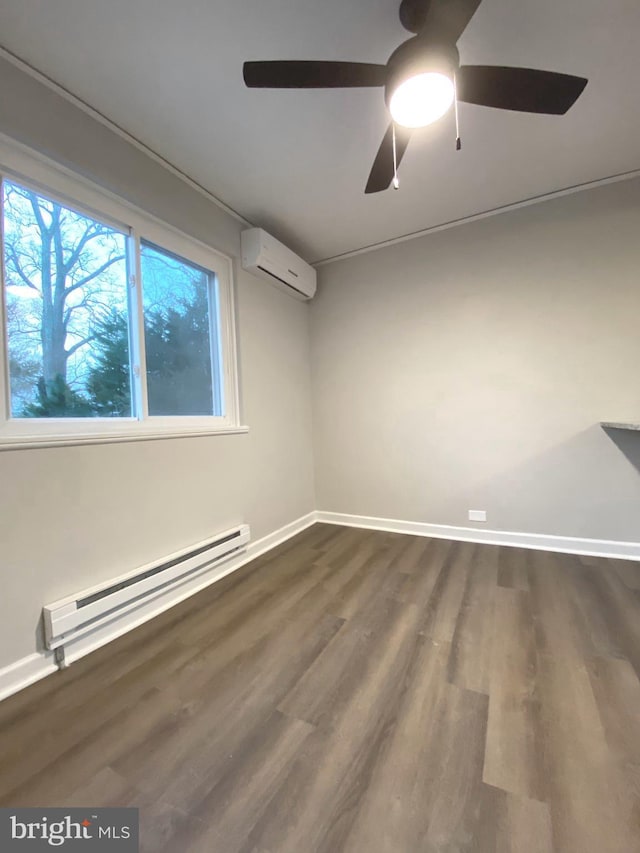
[1,524,639,852]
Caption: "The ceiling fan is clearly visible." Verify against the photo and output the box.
[243,0,588,194]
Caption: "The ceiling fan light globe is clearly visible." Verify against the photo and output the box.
[389,72,454,128]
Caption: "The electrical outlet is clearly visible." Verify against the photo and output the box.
[468,510,487,522]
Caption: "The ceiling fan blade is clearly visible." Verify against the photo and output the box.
[243,61,387,89]
[457,66,588,114]
[365,124,412,194]
[419,0,483,41]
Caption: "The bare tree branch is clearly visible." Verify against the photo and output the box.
[27,191,49,235]
[63,295,97,329]
[65,255,125,294]
[5,247,41,291]
[63,224,114,273]
[53,207,65,286]
[65,335,96,358]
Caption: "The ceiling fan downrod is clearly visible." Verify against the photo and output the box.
[392,123,400,189]
[454,73,462,150]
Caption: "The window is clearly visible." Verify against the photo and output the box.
[3,180,132,419]
[0,141,242,448]
[140,241,222,417]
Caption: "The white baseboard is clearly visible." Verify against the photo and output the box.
[6,506,635,704]
[0,511,318,703]
[245,511,318,562]
[316,511,640,561]
[0,652,57,703]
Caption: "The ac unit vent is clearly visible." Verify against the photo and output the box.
[242,228,316,300]
[256,265,308,299]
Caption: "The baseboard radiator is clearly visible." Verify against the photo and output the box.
[43,524,250,661]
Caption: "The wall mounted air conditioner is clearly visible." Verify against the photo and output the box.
[241,228,317,300]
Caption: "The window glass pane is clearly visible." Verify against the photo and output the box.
[2,179,132,418]
[140,241,222,417]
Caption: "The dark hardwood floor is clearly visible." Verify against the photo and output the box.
[1,524,639,852]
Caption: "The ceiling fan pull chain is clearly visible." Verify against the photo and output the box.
[454,73,462,151]
[392,122,400,189]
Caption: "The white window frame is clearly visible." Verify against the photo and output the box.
[0,135,246,450]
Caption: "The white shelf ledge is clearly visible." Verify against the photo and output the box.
[600,421,640,431]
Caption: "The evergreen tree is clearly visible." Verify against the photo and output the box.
[80,285,213,417]
[85,310,132,417]
[23,374,94,418]
[144,286,213,416]
[8,354,40,414]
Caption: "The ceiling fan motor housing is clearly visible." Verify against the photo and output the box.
[384,37,460,108]
[399,0,433,33]
[242,0,588,193]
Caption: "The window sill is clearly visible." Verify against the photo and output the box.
[0,424,250,452]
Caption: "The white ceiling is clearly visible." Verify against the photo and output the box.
[0,0,638,263]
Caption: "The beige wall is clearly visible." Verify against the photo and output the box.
[311,179,640,542]
[0,58,315,668]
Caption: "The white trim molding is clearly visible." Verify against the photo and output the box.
[0,134,243,449]
[244,512,317,562]
[313,169,640,266]
[5,507,638,703]
[0,46,253,230]
[0,652,58,703]
[316,511,640,561]
[0,425,250,453]
[0,511,317,703]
